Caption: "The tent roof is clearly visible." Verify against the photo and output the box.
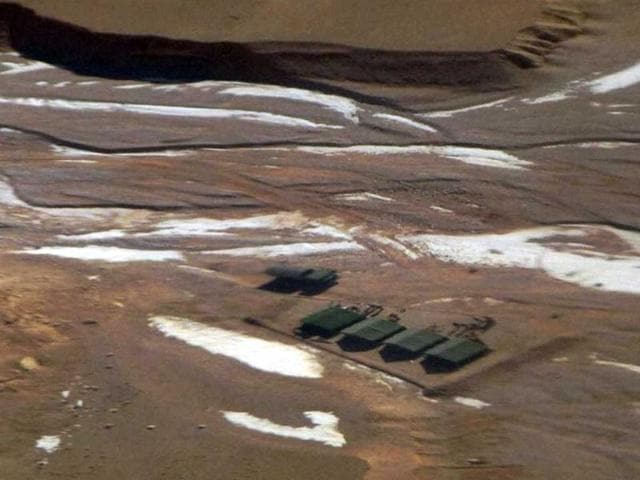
[342,317,405,342]
[300,306,365,335]
[384,328,446,354]
[424,337,488,365]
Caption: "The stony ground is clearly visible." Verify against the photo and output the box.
[1,1,640,479]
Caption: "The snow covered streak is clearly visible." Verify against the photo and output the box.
[17,246,184,263]
[222,411,345,447]
[149,316,323,378]
[218,84,360,123]
[296,145,531,170]
[0,97,342,129]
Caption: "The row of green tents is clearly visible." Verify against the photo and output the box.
[299,305,488,370]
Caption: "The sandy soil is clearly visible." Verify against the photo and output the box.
[14,0,545,51]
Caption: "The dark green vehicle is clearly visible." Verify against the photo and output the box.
[263,265,338,294]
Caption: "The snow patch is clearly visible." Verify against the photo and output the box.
[58,229,127,241]
[334,192,394,202]
[0,97,342,129]
[522,90,575,104]
[150,316,323,378]
[372,113,437,132]
[430,205,454,214]
[17,246,183,263]
[60,212,355,242]
[204,241,364,258]
[454,397,491,409]
[421,98,512,118]
[1,61,54,75]
[51,145,191,158]
[219,84,359,123]
[588,62,640,94]
[296,145,531,170]
[114,83,151,90]
[35,435,61,454]
[402,225,640,294]
[222,411,345,447]
[0,176,29,207]
[594,360,640,374]
[575,142,635,149]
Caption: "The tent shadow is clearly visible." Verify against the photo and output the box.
[337,337,380,352]
[258,278,337,296]
[379,346,423,363]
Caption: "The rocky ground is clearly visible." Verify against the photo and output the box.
[0,1,639,479]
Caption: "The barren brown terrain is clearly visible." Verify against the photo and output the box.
[0,1,639,480]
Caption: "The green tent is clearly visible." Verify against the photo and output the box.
[300,306,365,337]
[342,317,405,343]
[383,328,446,355]
[423,337,488,368]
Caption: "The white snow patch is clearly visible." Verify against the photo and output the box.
[430,205,454,214]
[114,83,150,90]
[296,145,531,170]
[594,360,640,374]
[58,229,127,241]
[372,113,437,132]
[302,224,354,240]
[56,159,98,164]
[77,81,99,86]
[17,246,184,263]
[35,435,61,454]
[0,176,29,207]
[522,90,575,104]
[334,192,394,202]
[575,142,635,149]
[219,84,359,123]
[152,84,184,92]
[51,145,190,158]
[204,241,364,258]
[0,97,342,129]
[59,212,355,242]
[421,98,512,118]
[454,397,491,409]
[401,225,640,295]
[588,62,640,94]
[61,390,70,399]
[150,315,323,378]
[222,411,345,447]
[150,212,310,237]
[1,61,54,75]
[430,146,531,170]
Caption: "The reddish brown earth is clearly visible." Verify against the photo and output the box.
[0,1,639,480]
